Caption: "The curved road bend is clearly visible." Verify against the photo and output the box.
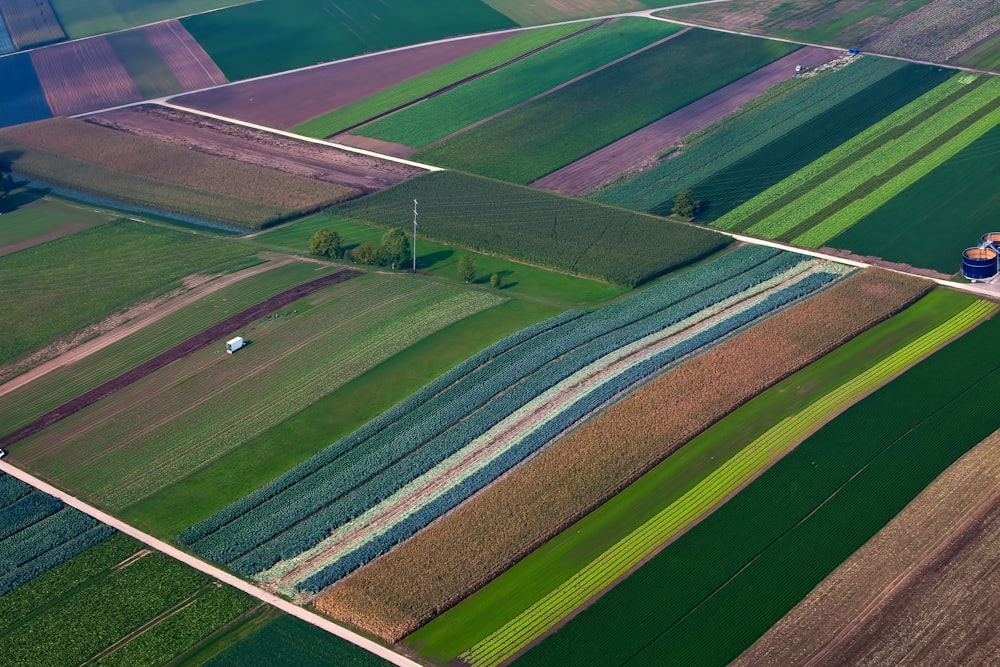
[0,462,427,667]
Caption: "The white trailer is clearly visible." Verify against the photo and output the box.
[226,336,245,354]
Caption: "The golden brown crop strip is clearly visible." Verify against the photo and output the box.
[315,268,930,641]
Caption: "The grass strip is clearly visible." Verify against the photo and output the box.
[460,299,994,667]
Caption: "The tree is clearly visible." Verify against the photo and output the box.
[489,272,502,289]
[309,229,342,258]
[459,254,476,283]
[379,227,410,269]
[351,240,378,265]
[0,168,12,209]
[672,189,700,219]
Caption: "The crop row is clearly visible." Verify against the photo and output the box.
[0,492,62,541]
[0,506,102,570]
[516,304,1000,667]
[318,269,931,643]
[864,0,999,63]
[460,298,996,667]
[358,19,680,147]
[742,77,1000,240]
[293,23,587,137]
[0,472,31,507]
[596,56,905,210]
[183,246,789,564]
[291,267,844,592]
[793,100,1000,247]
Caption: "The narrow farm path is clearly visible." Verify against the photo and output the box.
[531,45,839,195]
[0,461,427,667]
[0,258,291,400]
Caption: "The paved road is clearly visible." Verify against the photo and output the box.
[0,462,427,667]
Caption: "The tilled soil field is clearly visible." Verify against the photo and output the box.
[170,32,518,129]
[89,105,424,192]
[142,20,227,91]
[30,36,142,115]
[0,268,358,448]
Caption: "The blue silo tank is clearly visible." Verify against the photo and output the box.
[962,246,998,281]
[982,233,1000,252]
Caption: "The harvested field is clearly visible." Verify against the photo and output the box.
[317,269,930,643]
[172,31,516,129]
[0,269,358,448]
[0,0,65,49]
[89,106,423,192]
[736,428,1000,666]
[534,46,837,196]
[1,118,360,225]
[861,0,1000,65]
[142,20,226,91]
[30,36,142,115]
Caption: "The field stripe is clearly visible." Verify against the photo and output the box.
[461,299,995,667]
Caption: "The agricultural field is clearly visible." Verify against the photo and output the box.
[956,31,1000,70]
[322,268,931,645]
[182,246,849,601]
[483,0,693,25]
[0,52,52,126]
[15,273,504,510]
[0,0,65,49]
[657,0,936,45]
[713,74,1000,252]
[174,31,517,131]
[862,0,1000,67]
[48,0,245,39]
[141,21,227,91]
[415,29,798,183]
[518,309,1000,667]
[333,171,727,287]
[105,28,184,98]
[253,214,626,306]
[737,427,1000,666]
[181,0,517,81]
[0,219,251,370]
[29,36,143,115]
[452,292,991,667]
[0,191,112,256]
[352,18,681,149]
[0,15,14,54]
[292,23,587,139]
[0,118,360,227]
[830,115,1000,274]
[0,260,331,439]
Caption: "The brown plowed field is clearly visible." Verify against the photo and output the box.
[0,268,358,448]
[142,20,227,91]
[89,105,423,192]
[0,0,64,49]
[735,429,1000,667]
[532,46,837,195]
[171,32,519,129]
[30,36,142,115]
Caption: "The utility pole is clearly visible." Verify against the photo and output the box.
[412,199,418,272]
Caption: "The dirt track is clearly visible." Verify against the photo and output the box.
[172,31,518,129]
[0,268,358,448]
[88,105,422,192]
[532,46,837,195]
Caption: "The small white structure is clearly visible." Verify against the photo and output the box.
[226,336,245,354]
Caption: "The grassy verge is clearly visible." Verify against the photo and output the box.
[0,191,112,253]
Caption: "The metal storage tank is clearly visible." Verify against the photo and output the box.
[962,247,998,281]
[982,233,1000,251]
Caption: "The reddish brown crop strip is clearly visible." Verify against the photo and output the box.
[0,269,358,448]
[142,21,227,91]
[315,269,930,642]
[30,37,141,115]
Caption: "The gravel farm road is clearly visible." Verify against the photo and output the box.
[0,461,427,667]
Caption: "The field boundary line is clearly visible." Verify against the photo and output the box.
[0,462,427,667]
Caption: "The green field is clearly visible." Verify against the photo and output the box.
[356,18,681,147]
[0,540,250,667]
[484,0,694,25]
[253,214,626,306]
[518,303,1000,667]
[0,260,331,438]
[830,121,1000,274]
[409,289,981,663]
[49,0,244,39]
[19,273,503,510]
[292,23,586,138]
[0,191,111,254]
[182,0,517,81]
[957,31,1000,70]
[106,28,182,98]
[414,29,797,183]
[333,172,728,287]
[122,298,557,536]
[204,613,389,667]
[0,219,250,367]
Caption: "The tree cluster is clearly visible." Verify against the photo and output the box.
[672,189,700,219]
[310,227,411,270]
